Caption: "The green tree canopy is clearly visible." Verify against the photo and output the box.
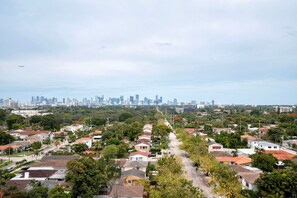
[256,168,297,198]
[71,143,88,153]
[27,186,48,198]
[66,157,120,198]
[0,132,15,145]
[6,114,25,130]
[101,145,119,159]
[251,152,277,172]
[31,141,42,150]
[49,185,70,198]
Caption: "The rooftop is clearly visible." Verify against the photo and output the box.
[216,156,252,165]
[264,150,295,161]
[237,172,261,184]
[129,151,150,157]
[109,185,144,198]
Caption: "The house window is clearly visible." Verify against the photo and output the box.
[128,180,132,183]
[268,146,271,149]
[245,182,249,188]
[274,146,277,149]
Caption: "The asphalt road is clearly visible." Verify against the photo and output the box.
[169,132,218,198]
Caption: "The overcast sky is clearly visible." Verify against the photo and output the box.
[0,0,296,104]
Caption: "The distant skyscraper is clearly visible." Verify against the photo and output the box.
[212,100,215,106]
[135,94,139,104]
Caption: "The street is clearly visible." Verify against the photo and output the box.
[169,132,218,198]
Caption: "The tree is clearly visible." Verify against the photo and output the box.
[4,147,14,155]
[32,141,42,150]
[117,143,128,158]
[251,152,277,172]
[0,132,15,145]
[71,143,88,153]
[101,145,118,159]
[29,115,43,124]
[28,186,48,198]
[119,112,133,122]
[6,114,25,130]
[256,168,297,197]
[267,128,284,143]
[40,114,60,131]
[92,116,106,126]
[49,185,70,198]
[66,157,120,198]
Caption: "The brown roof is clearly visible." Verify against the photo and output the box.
[237,172,261,184]
[22,170,57,178]
[115,159,127,167]
[240,135,257,140]
[31,161,68,169]
[109,185,144,197]
[228,165,251,173]
[1,180,33,192]
[41,155,80,161]
[211,151,232,157]
[264,150,296,161]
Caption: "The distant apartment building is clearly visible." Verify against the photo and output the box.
[11,110,52,117]
[275,106,293,113]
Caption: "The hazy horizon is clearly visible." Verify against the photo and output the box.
[1,1,297,105]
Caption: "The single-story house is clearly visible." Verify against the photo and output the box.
[121,169,146,186]
[216,156,252,165]
[123,161,148,172]
[129,151,149,161]
[208,142,224,152]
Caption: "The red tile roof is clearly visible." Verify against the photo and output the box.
[264,150,295,161]
[216,156,252,165]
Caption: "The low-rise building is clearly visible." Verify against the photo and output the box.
[75,137,93,148]
[129,151,149,161]
[121,169,146,186]
[123,161,148,172]
[216,156,252,166]
[108,185,144,198]
[134,142,150,153]
[208,142,224,152]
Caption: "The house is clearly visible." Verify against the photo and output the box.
[138,134,151,141]
[241,135,262,149]
[121,169,146,186]
[256,141,279,151]
[264,150,295,161]
[108,185,144,198]
[90,131,102,142]
[123,161,148,172]
[237,172,261,191]
[216,156,252,165]
[208,142,224,152]
[129,151,149,161]
[9,130,53,141]
[61,124,84,133]
[0,141,31,155]
[30,155,80,170]
[185,128,196,136]
[213,128,232,134]
[0,145,19,155]
[143,124,153,133]
[75,137,93,148]
[134,142,150,152]
[0,180,33,193]
[211,151,232,157]
[12,168,57,181]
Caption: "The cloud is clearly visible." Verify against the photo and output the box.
[0,0,297,104]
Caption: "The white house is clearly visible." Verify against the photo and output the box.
[129,151,149,161]
[256,141,279,151]
[208,142,224,152]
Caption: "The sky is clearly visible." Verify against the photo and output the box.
[0,0,297,105]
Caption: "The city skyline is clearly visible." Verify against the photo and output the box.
[1,1,297,104]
